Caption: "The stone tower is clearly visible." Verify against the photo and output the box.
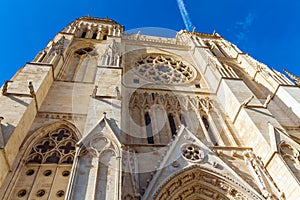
[0,16,300,200]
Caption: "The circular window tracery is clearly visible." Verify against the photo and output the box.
[181,143,204,162]
[133,55,196,84]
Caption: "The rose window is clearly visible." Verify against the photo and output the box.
[133,55,195,84]
[181,143,204,162]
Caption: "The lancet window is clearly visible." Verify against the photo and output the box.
[92,32,98,39]
[70,134,119,200]
[145,112,154,144]
[180,114,187,127]
[128,91,216,144]
[81,30,87,38]
[168,114,177,137]
[57,47,98,82]
[128,91,235,146]
[204,40,229,58]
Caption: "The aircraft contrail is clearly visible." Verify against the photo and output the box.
[177,0,194,31]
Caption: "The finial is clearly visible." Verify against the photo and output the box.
[284,69,300,85]
[192,27,196,33]
[87,13,91,19]
[213,29,216,35]
[103,112,107,118]
[105,16,109,20]
[28,81,35,97]
[91,85,98,98]
[2,80,9,95]
[115,86,121,100]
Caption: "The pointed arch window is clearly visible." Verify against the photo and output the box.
[145,112,154,144]
[81,31,87,38]
[202,116,210,130]
[9,127,77,200]
[92,32,97,39]
[202,116,218,145]
[180,114,187,127]
[168,114,177,137]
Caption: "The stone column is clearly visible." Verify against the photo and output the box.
[84,155,99,199]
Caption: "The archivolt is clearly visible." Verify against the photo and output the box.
[153,165,262,200]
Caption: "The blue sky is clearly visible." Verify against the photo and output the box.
[0,0,300,84]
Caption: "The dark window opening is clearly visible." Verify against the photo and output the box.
[168,114,177,136]
[211,50,217,57]
[202,116,217,145]
[180,115,187,127]
[92,33,97,39]
[216,43,228,57]
[145,113,154,144]
[195,84,201,88]
[204,41,211,48]
[202,117,210,130]
[151,93,155,101]
[38,53,46,62]
[81,31,87,38]
[103,35,107,40]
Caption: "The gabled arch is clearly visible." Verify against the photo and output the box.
[68,118,121,200]
[153,165,262,200]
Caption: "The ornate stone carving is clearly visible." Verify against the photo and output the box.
[53,36,66,55]
[133,55,196,84]
[102,39,120,66]
[244,150,283,200]
[153,166,261,200]
[37,112,86,120]
[279,141,300,180]
[26,128,76,164]
[198,97,212,114]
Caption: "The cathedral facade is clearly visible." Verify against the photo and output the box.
[0,16,300,200]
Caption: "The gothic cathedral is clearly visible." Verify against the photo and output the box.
[0,16,300,200]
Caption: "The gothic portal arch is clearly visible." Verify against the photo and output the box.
[153,165,262,200]
[3,120,80,200]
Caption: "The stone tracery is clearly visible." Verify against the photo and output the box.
[181,143,204,162]
[133,55,195,84]
[279,141,300,180]
[128,90,227,145]
[6,124,79,200]
[27,128,76,164]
